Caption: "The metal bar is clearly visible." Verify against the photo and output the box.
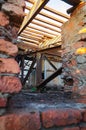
[23,58,36,85]
[18,0,49,35]
[37,67,62,90]
[44,56,57,70]
[21,56,24,83]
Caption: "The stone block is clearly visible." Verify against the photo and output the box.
[0,76,22,93]
[42,109,82,128]
[0,112,41,130]
[0,98,7,107]
[0,58,20,74]
[0,12,9,26]
[0,39,18,56]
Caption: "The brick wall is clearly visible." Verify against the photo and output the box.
[0,0,25,114]
[0,108,86,130]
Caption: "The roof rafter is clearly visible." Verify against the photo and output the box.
[18,0,49,35]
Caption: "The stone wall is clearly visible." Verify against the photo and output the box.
[0,0,25,114]
[62,2,86,96]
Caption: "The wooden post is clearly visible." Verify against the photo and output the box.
[36,53,42,86]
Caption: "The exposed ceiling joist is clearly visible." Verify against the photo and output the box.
[25,27,54,38]
[20,33,42,41]
[18,0,49,35]
[28,0,69,19]
[19,37,39,45]
[26,26,58,37]
[26,6,65,24]
[30,20,61,33]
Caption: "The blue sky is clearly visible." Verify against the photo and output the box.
[47,0,72,14]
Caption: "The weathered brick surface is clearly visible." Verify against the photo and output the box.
[0,39,18,56]
[0,98,7,107]
[0,76,22,93]
[0,12,9,26]
[42,109,82,128]
[2,3,25,23]
[80,127,86,130]
[0,58,20,74]
[82,110,86,122]
[63,127,80,130]
[7,0,26,8]
[0,112,41,130]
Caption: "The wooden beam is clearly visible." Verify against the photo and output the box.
[35,17,61,29]
[19,37,39,45]
[26,6,65,24]
[23,58,36,85]
[22,31,43,38]
[36,53,43,85]
[44,56,57,70]
[18,0,49,35]
[20,33,42,41]
[37,67,62,90]
[25,27,54,38]
[31,20,61,33]
[18,41,39,49]
[27,0,69,19]
[27,24,58,36]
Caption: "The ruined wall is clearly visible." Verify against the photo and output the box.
[62,2,86,96]
[0,0,25,115]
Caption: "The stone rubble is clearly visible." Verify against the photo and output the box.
[62,2,86,96]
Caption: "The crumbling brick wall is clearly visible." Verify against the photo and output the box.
[0,0,25,115]
[62,2,86,96]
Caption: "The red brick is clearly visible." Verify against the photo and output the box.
[42,109,82,128]
[80,127,86,130]
[82,110,86,122]
[8,0,26,8]
[0,76,22,93]
[0,39,18,56]
[63,127,80,130]
[0,58,20,74]
[0,112,41,130]
[0,98,7,107]
[0,12,9,26]
[2,3,25,24]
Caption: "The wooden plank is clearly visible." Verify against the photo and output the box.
[20,33,42,41]
[22,31,43,38]
[31,20,61,33]
[35,17,61,29]
[26,6,65,24]
[23,58,36,85]
[37,67,62,90]
[18,0,49,35]
[28,0,69,19]
[27,24,58,36]
[44,56,57,70]
[25,27,54,38]
[18,41,39,49]
[36,53,42,85]
[19,37,39,45]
